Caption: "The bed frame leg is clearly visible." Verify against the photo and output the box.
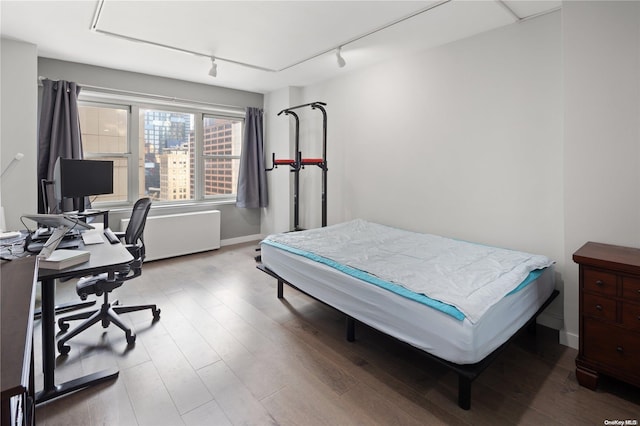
[346,316,355,342]
[277,280,283,299]
[458,375,471,410]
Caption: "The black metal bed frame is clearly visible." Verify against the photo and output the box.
[257,263,559,410]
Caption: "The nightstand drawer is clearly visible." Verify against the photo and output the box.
[622,276,640,303]
[583,319,640,372]
[621,303,640,331]
[583,269,617,297]
[583,293,616,321]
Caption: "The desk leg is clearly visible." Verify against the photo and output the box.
[35,278,118,404]
[40,278,56,393]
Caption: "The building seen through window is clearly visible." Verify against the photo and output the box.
[140,109,194,201]
[78,104,129,203]
[201,116,242,197]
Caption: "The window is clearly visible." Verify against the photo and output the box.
[78,103,129,204]
[140,108,194,202]
[202,116,242,197]
[78,95,244,206]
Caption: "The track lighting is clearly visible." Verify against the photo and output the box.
[208,57,217,77]
[336,47,346,68]
[91,0,464,74]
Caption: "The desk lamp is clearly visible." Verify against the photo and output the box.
[0,152,24,233]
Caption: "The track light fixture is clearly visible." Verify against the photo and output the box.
[92,0,488,74]
[208,57,217,77]
[336,47,346,68]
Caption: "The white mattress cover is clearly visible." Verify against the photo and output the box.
[261,243,555,364]
[263,219,554,323]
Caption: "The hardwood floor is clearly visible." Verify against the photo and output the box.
[34,242,640,425]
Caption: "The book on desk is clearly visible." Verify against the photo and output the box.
[38,249,90,270]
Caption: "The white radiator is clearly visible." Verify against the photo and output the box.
[121,210,220,261]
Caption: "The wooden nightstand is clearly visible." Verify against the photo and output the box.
[573,241,640,390]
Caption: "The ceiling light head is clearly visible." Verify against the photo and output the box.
[208,57,217,78]
[336,47,346,68]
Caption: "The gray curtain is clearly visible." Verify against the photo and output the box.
[236,107,268,208]
[37,79,86,213]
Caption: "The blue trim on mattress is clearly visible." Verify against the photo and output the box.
[507,268,543,295]
[262,239,545,322]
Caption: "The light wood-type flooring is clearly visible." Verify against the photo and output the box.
[34,242,640,425]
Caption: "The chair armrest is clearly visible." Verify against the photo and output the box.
[124,242,146,263]
[113,231,126,239]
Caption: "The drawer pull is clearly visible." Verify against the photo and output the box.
[595,304,603,311]
[616,346,624,353]
[595,280,604,287]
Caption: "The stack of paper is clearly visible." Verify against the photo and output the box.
[38,249,90,270]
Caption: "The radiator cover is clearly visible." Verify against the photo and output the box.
[120,210,221,261]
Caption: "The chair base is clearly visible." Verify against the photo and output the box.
[57,293,160,355]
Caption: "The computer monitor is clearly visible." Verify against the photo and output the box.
[53,158,114,201]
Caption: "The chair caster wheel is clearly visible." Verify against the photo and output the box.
[58,321,69,333]
[126,333,136,345]
[102,319,110,328]
[153,309,161,321]
[58,342,70,355]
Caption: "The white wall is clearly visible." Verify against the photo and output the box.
[1,38,38,230]
[562,1,640,347]
[262,87,302,235]
[266,12,565,327]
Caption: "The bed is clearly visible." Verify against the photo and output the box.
[257,219,558,410]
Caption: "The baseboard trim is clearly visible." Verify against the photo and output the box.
[536,311,563,331]
[221,234,263,247]
[559,329,579,349]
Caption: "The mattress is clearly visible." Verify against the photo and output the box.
[261,240,555,365]
[262,220,554,323]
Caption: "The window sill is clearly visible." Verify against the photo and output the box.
[95,199,237,215]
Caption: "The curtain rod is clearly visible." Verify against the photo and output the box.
[37,76,247,112]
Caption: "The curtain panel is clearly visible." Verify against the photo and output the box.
[236,107,268,208]
[37,79,85,213]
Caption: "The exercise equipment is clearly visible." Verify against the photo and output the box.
[267,101,328,230]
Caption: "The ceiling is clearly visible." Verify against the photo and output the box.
[0,1,561,94]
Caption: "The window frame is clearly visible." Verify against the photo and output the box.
[78,91,245,208]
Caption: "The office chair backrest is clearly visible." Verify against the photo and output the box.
[125,197,152,247]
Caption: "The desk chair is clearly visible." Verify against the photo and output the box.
[57,198,160,355]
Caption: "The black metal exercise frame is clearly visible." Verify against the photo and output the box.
[267,101,328,230]
[257,263,559,410]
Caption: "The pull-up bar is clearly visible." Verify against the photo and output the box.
[277,101,327,116]
[268,101,328,230]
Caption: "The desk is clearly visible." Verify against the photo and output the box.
[36,234,133,404]
[1,257,37,426]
